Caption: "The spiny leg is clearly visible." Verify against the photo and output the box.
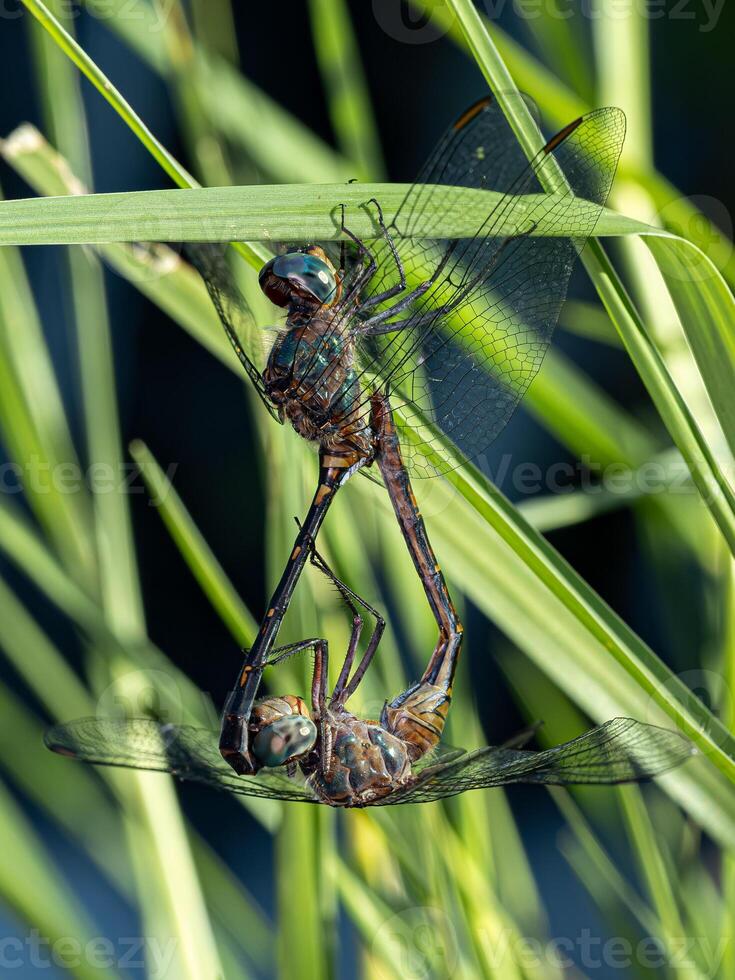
[264,632,335,776]
[301,525,386,706]
[310,639,332,774]
[266,636,328,669]
[337,204,378,304]
[361,222,537,335]
[356,239,457,332]
[355,197,408,311]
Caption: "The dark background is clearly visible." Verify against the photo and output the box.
[0,1,731,975]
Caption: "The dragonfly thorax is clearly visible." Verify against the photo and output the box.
[263,316,373,458]
[305,710,413,807]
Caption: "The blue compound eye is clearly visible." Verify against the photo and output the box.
[251,715,317,768]
[259,252,337,308]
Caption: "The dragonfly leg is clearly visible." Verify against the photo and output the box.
[219,458,356,775]
[301,531,386,706]
[356,240,458,331]
[370,392,463,759]
[355,199,408,311]
[363,224,538,337]
[261,631,337,775]
[358,231,533,338]
[266,636,326,668]
[310,638,335,774]
[338,205,378,302]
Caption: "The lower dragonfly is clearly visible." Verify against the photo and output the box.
[46,535,695,807]
[183,93,628,775]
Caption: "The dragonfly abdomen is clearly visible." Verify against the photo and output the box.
[381,681,451,761]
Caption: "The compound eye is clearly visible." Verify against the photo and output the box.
[251,715,317,768]
[258,257,291,308]
[276,253,337,306]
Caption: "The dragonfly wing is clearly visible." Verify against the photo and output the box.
[352,97,626,478]
[383,718,695,805]
[45,718,319,804]
[185,244,280,421]
[411,742,467,772]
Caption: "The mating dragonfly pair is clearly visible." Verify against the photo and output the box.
[47,95,695,806]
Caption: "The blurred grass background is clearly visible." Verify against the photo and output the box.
[0,0,733,977]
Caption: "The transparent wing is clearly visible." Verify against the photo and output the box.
[185,244,281,422]
[345,96,626,478]
[45,717,319,804]
[379,718,695,805]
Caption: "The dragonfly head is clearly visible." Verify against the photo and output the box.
[259,246,341,312]
[249,694,317,771]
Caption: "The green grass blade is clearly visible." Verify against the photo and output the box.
[435,455,735,781]
[0,681,136,899]
[590,240,735,554]
[195,54,355,183]
[190,0,240,64]
[20,0,196,189]
[519,0,593,102]
[560,299,622,346]
[19,10,227,964]
[617,785,707,979]
[82,0,355,183]
[408,0,735,290]
[408,0,589,124]
[308,0,385,180]
[0,777,122,980]
[444,0,735,560]
[0,198,96,582]
[645,235,735,461]
[552,788,663,934]
[526,346,656,465]
[130,438,258,646]
[0,181,649,246]
[592,0,652,169]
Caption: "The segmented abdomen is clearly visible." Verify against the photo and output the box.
[381,682,451,761]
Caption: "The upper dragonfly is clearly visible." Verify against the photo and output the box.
[183,94,626,776]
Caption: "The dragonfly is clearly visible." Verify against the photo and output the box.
[179,93,627,776]
[46,537,695,807]
[175,94,628,777]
